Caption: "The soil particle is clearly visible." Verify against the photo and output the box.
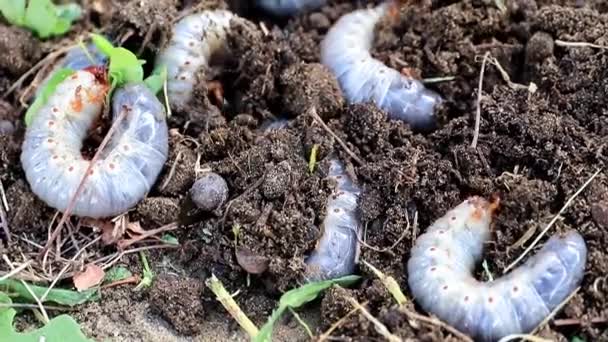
[190,172,229,211]
[261,161,292,199]
[526,31,555,64]
[0,24,41,76]
[5,180,48,235]
[157,135,197,196]
[149,273,206,336]
[279,62,344,119]
[107,0,178,43]
[135,197,180,225]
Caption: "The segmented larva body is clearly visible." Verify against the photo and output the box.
[321,4,443,131]
[155,10,235,109]
[407,197,587,342]
[256,0,326,16]
[305,159,361,281]
[21,70,169,218]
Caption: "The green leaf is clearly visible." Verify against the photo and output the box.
[0,279,98,307]
[0,0,26,25]
[103,266,132,284]
[143,65,168,95]
[91,34,145,92]
[0,291,93,342]
[571,337,586,342]
[254,275,361,342]
[160,233,179,246]
[134,252,154,291]
[25,68,75,126]
[55,3,81,22]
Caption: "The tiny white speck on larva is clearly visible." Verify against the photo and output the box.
[321,3,443,131]
[407,196,587,342]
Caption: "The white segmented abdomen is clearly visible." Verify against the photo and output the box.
[305,159,361,281]
[21,70,169,219]
[155,10,235,109]
[256,0,326,16]
[407,197,587,342]
[321,4,443,131]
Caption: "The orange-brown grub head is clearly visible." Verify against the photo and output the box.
[468,195,500,222]
[83,65,109,85]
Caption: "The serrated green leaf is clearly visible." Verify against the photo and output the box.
[0,279,98,307]
[0,291,93,342]
[103,266,132,284]
[254,275,361,342]
[0,0,26,25]
[25,68,75,126]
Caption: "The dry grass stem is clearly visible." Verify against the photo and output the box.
[309,107,364,165]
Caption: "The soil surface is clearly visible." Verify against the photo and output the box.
[1,0,608,341]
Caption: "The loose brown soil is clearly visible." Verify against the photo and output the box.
[1,0,607,341]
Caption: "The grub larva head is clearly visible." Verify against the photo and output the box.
[435,196,498,241]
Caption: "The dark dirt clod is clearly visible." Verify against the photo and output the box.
[190,172,229,211]
[279,62,344,119]
[149,273,206,336]
[157,135,197,196]
[135,197,180,225]
[0,24,41,76]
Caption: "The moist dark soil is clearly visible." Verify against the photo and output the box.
[1,0,608,341]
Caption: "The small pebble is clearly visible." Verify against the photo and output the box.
[190,172,229,211]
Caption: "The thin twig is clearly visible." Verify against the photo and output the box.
[358,212,415,253]
[160,150,183,190]
[101,275,140,289]
[2,255,49,323]
[472,52,490,148]
[403,310,473,342]
[288,307,314,338]
[555,40,608,50]
[309,107,364,165]
[318,303,364,341]
[0,260,33,281]
[205,274,259,338]
[497,335,552,342]
[553,316,607,326]
[40,105,131,257]
[530,287,580,335]
[345,297,401,342]
[100,244,178,270]
[504,169,602,273]
[117,222,179,249]
[40,236,101,303]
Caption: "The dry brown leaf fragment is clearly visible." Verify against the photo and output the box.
[73,264,105,291]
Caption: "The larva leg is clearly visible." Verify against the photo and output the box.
[305,159,361,281]
[255,0,327,16]
[407,197,587,341]
[321,3,443,131]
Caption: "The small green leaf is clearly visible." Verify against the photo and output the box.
[25,68,75,126]
[254,275,361,342]
[160,234,179,246]
[0,279,98,307]
[90,34,115,57]
[0,0,26,25]
[0,291,93,342]
[103,266,133,284]
[143,65,168,95]
[134,252,154,290]
[55,3,81,22]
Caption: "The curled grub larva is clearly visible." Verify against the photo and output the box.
[407,197,587,342]
[155,10,236,109]
[21,70,169,218]
[255,0,326,16]
[305,159,361,281]
[321,3,443,131]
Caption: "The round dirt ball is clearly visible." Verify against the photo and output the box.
[190,172,229,212]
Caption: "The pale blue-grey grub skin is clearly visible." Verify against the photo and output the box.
[305,159,361,281]
[256,0,326,16]
[321,3,443,131]
[190,172,229,212]
[21,73,169,218]
[407,197,587,342]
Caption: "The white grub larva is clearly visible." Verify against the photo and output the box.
[155,10,236,109]
[305,159,361,281]
[21,69,169,219]
[255,0,326,16]
[407,197,587,342]
[321,3,443,131]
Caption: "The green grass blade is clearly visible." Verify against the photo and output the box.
[0,0,26,25]
[0,279,98,307]
[25,68,75,126]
